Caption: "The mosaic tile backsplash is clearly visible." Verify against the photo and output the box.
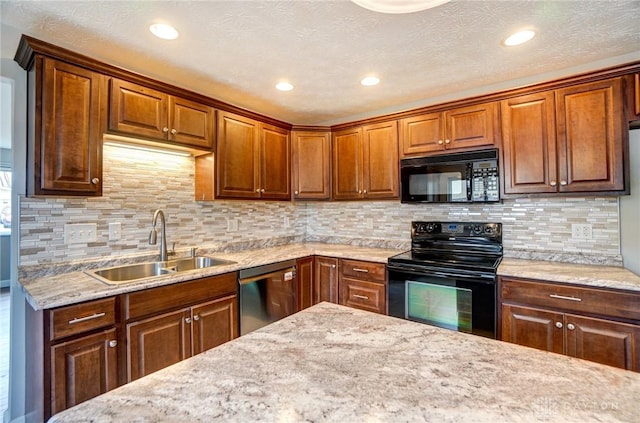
[19,144,622,266]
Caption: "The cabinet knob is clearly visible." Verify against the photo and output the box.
[171,129,178,135]
[261,189,265,193]
[193,314,200,321]
[162,127,169,133]
[185,317,192,324]
[550,181,557,186]
[108,340,117,348]
[438,140,444,145]
[363,190,367,194]
[358,190,362,194]
[555,322,563,329]
[294,191,299,195]
[331,265,336,269]
[567,323,575,330]
[560,180,567,186]
[91,177,100,185]
[256,189,261,193]
[444,139,450,144]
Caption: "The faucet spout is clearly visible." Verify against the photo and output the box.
[150,209,168,261]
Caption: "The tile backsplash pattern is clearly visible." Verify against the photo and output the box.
[20,144,622,266]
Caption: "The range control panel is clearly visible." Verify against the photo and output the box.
[412,222,502,238]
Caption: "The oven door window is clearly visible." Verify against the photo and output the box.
[406,280,472,333]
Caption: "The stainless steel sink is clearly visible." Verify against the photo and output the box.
[87,256,236,285]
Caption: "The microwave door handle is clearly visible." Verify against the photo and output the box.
[466,165,472,201]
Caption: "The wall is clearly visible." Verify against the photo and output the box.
[620,129,640,275]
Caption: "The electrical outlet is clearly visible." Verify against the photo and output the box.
[571,223,593,240]
[109,222,122,241]
[64,223,97,244]
[227,218,238,232]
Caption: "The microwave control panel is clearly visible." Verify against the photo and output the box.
[471,160,499,201]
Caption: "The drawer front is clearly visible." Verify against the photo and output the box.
[50,297,116,341]
[125,272,237,320]
[340,277,386,314]
[341,259,386,282]
[500,277,640,321]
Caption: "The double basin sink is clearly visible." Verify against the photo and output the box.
[87,256,236,285]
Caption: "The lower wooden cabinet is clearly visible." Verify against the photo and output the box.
[192,296,237,355]
[500,277,640,372]
[314,256,339,304]
[50,328,118,416]
[338,259,387,314]
[297,257,314,310]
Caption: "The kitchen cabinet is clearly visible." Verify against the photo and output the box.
[124,273,237,381]
[500,277,640,371]
[399,102,498,157]
[46,297,118,417]
[297,256,314,311]
[332,121,399,200]
[108,78,215,150]
[28,57,107,196]
[291,130,331,200]
[339,259,387,314]
[314,256,339,304]
[215,111,291,200]
[501,78,626,194]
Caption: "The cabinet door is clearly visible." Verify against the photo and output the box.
[339,277,386,314]
[51,328,118,415]
[362,121,399,199]
[38,58,105,196]
[296,257,314,311]
[565,314,640,371]
[501,304,564,354]
[291,131,331,200]
[169,96,215,149]
[126,308,192,382]
[332,127,362,200]
[216,111,260,198]
[314,256,339,304]
[399,112,445,156]
[501,92,558,194]
[192,295,238,355]
[444,102,498,150]
[109,79,168,139]
[556,78,625,192]
[260,123,291,199]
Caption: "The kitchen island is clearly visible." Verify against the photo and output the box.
[49,302,639,422]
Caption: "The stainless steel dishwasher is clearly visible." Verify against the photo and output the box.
[238,259,297,335]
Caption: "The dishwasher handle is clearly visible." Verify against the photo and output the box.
[239,267,296,285]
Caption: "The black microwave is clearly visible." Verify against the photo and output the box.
[400,149,500,203]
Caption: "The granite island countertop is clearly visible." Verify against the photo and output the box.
[48,302,640,423]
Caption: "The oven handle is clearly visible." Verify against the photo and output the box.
[387,264,496,282]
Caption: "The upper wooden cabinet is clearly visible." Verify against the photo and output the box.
[332,121,399,200]
[502,78,626,194]
[29,57,106,196]
[109,79,214,150]
[215,111,290,200]
[399,102,498,157]
[291,130,331,200]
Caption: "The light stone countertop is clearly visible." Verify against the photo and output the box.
[498,257,640,292]
[19,243,404,311]
[48,302,640,423]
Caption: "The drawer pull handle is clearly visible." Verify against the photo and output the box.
[68,312,106,325]
[353,268,369,273]
[549,294,582,302]
[353,294,369,300]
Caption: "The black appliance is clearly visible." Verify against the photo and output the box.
[400,148,499,203]
[387,221,502,338]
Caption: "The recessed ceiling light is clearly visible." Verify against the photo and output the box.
[351,0,451,14]
[503,30,536,47]
[149,23,179,40]
[361,76,380,86]
[276,81,294,91]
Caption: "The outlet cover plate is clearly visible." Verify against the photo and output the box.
[571,223,593,240]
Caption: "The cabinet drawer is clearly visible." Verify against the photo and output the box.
[500,278,640,321]
[49,297,116,341]
[124,272,237,320]
[340,259,386,282]
[340,278,386,314]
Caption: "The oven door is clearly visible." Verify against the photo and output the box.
[401,162,472,203]
[388,265,496,338]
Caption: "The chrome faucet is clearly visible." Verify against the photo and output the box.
[149,209,169,261]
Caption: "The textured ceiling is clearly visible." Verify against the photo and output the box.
[1,0,640,126]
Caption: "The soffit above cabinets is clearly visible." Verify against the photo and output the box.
[1,1,639,126]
